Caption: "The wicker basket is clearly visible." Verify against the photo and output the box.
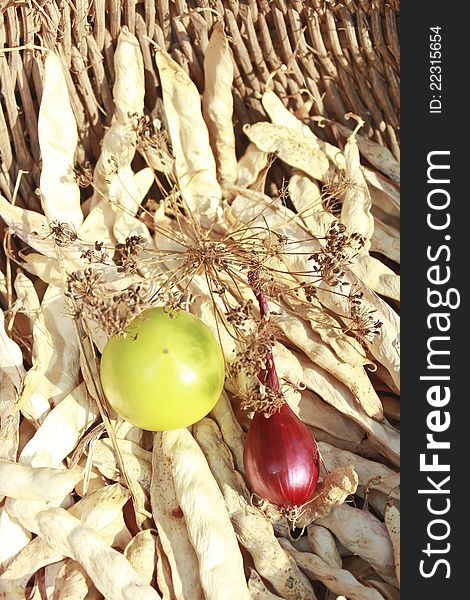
[0,0,399,209]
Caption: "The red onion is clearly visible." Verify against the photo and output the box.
[243,273,320,509]
[243,402,320,508]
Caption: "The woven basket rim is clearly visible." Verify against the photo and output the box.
[0,0,400,207]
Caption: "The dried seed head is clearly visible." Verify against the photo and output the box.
[299,282,317,302]
[240,386,285,416]
[322,171,357,215]
[345,287,384,345]
[66,268,103,303]
[228,320,276,382]
[80,241,110,264]
[308,220,365,286]
[65,267,150,336]
[114,235,147,274]
[47,220,78,247]
[134,114,173,157]
[225,300,254,329]
[74,162,94,188]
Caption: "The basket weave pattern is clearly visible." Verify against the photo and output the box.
[0,0,399,207]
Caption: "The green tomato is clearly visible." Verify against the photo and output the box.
[100,307,225,430]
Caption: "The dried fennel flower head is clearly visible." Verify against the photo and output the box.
[65,266,150,337]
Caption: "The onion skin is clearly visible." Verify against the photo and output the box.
[243,403,320,508]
